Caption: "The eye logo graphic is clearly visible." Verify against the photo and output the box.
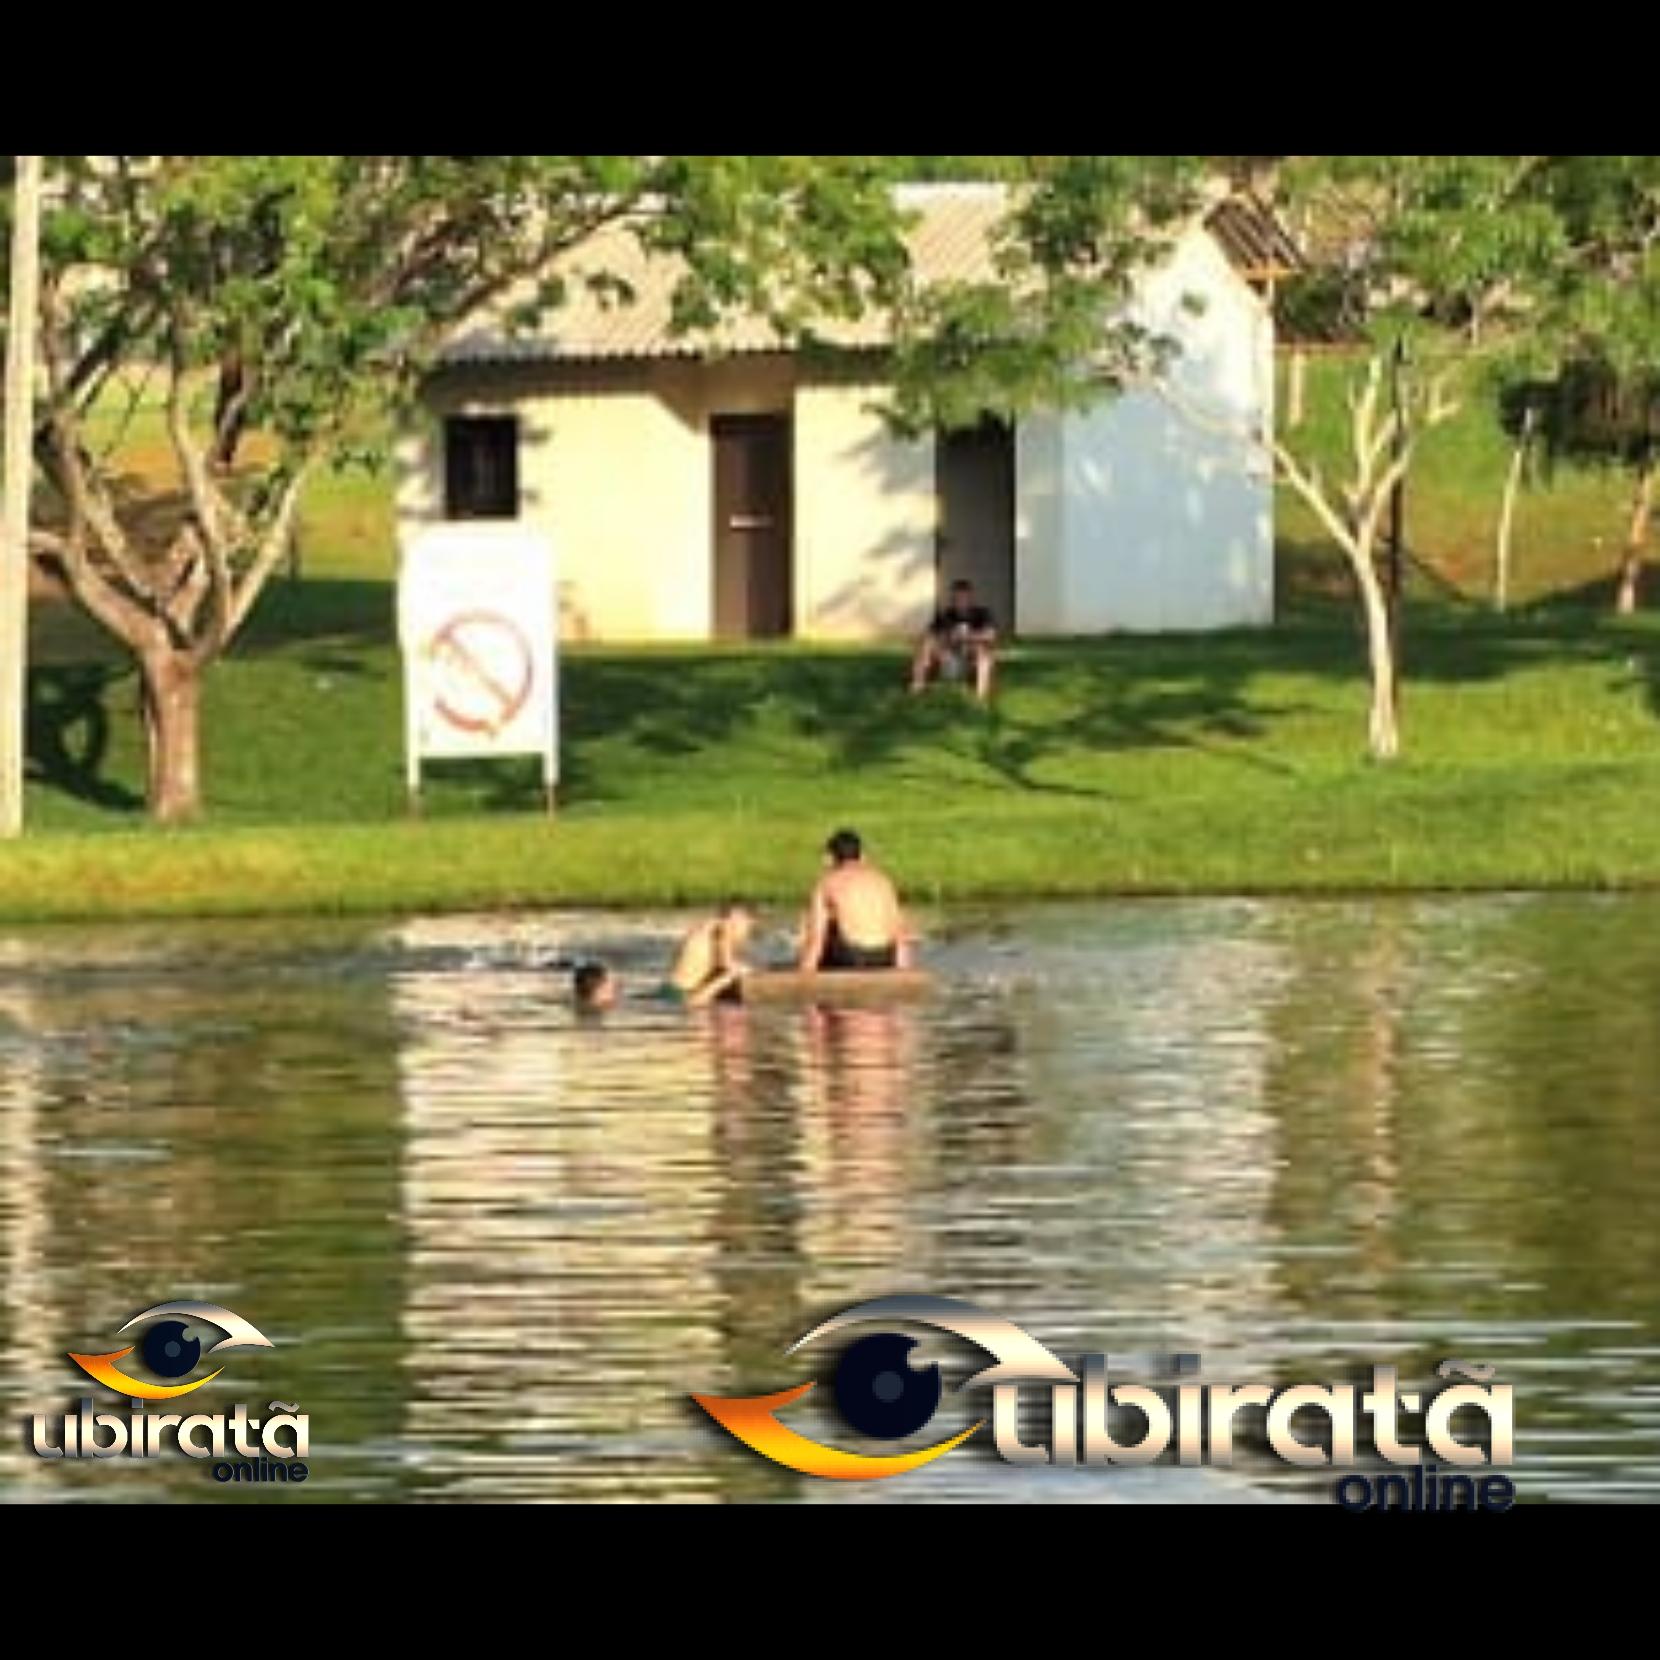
[68,1302,274,1401]
[691,1295,1075,1482]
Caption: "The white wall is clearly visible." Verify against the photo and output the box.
[402,226,1277,644]
[1035,227,1276,635]
[1014,415,1066,635]
[530,367,710,641]
[795,376,937,641]
[404,360,795,643]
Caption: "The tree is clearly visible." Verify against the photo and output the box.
[1268,157,1559,759]
[1273,355,1459,759]
[1502,157,1660,615]
[9,157,669,820]
[2,155,1208,821]
[1493,391,1540,614]
[886,154,1207,434]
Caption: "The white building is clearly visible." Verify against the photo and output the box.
[396,185,1292,644]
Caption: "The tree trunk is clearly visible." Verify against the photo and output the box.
[139,652,204,824]
[1615,452,1656,617]
[1287,350,1307,430]
[1355,558,1400,761]
[1495,402,1537,614]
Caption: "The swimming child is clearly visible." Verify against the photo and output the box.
[666,902,757,1007]
[572,961,619,1013]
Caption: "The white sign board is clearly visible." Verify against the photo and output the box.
[397,524,558,808]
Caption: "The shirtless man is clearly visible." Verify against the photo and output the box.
[798,829,913,973]
[668,902,757,1007]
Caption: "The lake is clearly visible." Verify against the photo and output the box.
[2,894,1657,1503]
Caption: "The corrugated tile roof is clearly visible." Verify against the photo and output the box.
[439,184,1294,369]
[1204,191,1305,279]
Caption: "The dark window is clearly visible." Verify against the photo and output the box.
[444,416,519,520]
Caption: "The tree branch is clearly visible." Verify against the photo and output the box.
[164,324,234,553]
[36,276,171,626]
[224,464,312,648]
[1351,357,1384,488]
[1273,437,1363,560]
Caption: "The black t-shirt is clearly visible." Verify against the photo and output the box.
[930,604,995,638]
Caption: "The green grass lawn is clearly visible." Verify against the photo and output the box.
[8,351,1660,924]
[15,602,1660,922]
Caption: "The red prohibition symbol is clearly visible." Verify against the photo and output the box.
[425,611,535,737]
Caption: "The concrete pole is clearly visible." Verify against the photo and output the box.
[0,156,42,839]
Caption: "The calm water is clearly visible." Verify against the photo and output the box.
[1,895,1658,1504]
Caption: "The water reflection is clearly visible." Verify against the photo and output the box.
[929,906,1284,1368]
[391,918,726,1500]
[0,897,1658,1502]
[0,924,408,1503]
[1253,896,1660,1497]
[795,1005,921,1294]
[389,926,959,1501]
[0,977,49,1503]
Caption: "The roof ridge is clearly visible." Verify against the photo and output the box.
[893,181,1010,202]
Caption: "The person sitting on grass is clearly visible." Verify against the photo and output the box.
[910,579,998,703]
[667,902,757,1007]
[572,961,619,1014]
[799,829,913,973]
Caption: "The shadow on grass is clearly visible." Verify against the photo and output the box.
[1279,536,1660,695]
[26,665,145,813]
[560,564,1660,805]
[237,578,395,655]
[410,757,556,817]
[561,638,1314,804]
[24,554,1660,822]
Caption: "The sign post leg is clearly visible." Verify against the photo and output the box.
[403,658,421,817]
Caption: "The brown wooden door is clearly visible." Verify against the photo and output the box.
[937,418,1016,633]
[713,415,793,640]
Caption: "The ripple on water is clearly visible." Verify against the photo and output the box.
[1,895,1659,1502]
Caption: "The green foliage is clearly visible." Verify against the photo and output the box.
[1277,158,1660,474]
[886,155,1208,432]
[890,157,1028,182]
[1513,158,1660,470]
[1503,362,1660,474]
[7,153,1222,479]
[1279,156,1558,352]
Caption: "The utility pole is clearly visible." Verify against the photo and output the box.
[1,156,42,840]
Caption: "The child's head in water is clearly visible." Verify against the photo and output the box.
[572,961,618,1012]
